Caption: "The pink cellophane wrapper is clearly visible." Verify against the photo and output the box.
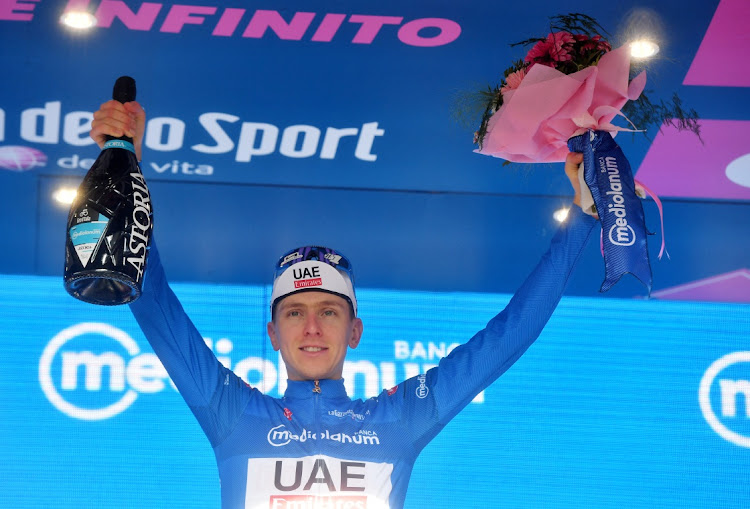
[477,45,647,163]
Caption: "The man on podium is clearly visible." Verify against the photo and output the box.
[90,98,595,508]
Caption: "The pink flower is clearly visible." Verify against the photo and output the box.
[547,31,574,56]
[593,35,612,52]
[501,66,529,93]
[525,32,575,67]
[525,40,553,66]
[576,34,611,53]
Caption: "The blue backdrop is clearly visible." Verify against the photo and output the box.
[2,273,749,508]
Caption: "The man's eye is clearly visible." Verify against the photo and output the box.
[323,309,336,317]
[288,310,301,317]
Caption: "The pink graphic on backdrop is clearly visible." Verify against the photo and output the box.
[635,120,750,201]
[0,146,47,172]
[652,269,750,304]
[684,0,750,87]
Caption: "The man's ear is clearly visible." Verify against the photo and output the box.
[267,321,281,351]
[348,318,363,349]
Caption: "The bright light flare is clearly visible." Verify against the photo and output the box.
[630,39,660,59]
[60,11,97,30]
[53,187,78,205]
[553,207,570,223]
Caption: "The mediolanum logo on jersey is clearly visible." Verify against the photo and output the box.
[699,351,750,448]
[268,425,380,447]
[39,322,171,421]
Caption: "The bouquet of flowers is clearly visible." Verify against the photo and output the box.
[472,13,699,293]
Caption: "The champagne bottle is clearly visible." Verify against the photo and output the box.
[63,76,153,305]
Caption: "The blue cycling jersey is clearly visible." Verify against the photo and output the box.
[129,207,595,508]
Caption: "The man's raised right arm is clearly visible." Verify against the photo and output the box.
[90,101,252,446]
[130,241,252,446]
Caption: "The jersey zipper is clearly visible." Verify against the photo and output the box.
[313,379,322,497]
[313,379,322,447]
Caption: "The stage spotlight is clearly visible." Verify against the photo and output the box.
[53,187,77,205]
[620,8,664,61]
[630,39,660,59]
[553,207,569,223]
[60,10,97,30]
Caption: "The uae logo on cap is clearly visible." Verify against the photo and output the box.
[293,266,323,288]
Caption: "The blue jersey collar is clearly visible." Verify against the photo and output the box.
[283,378,349,400]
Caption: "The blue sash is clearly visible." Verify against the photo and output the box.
[568,130,652,293]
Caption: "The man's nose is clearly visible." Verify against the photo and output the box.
[303,314,322,335]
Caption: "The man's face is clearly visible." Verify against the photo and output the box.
[267,291,363,381]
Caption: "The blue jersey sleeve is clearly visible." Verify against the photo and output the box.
[400,206,597,451]
[129,241,253,447]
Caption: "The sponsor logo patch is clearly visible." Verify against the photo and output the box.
[601,156,636,247]
[324,253,343,265]
[281,253,303,266]
[328,409,366,422]
[267,425,380,447]
[294,278,323,289]
[246,455,393,508]
[415,374,428,399]
[269,495,367,508]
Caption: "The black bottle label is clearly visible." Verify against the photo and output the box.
[68,207,110,267]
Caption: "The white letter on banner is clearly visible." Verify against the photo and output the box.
[234,357,278,393]
[380,362,396,390]
[192,112,239,154]
[63,111,95,146]
[126,353,168,393]
[279,125,320,158]
[354,122,384,161]
[320,127,359,159]
[60,351,126,391]
[236,122,279,162]
[20,101,61,143]
[145,117,185,151]
[343,360,379,398]
[720,379,750,417]
[394,341,410,360]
